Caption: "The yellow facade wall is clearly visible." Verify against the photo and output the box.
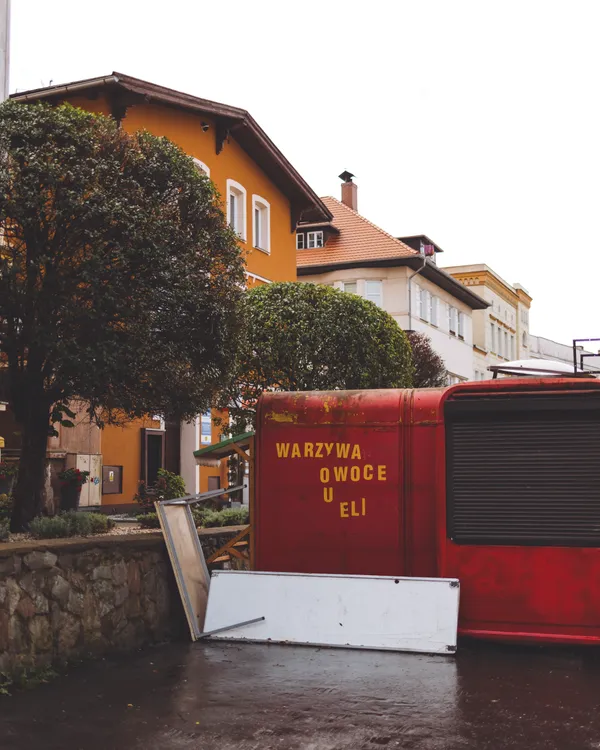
[63,92,298,503]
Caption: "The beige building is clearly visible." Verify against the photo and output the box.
[443,264,532,380]
[297,176,488,383]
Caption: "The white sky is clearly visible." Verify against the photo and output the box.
[9,0,600,345]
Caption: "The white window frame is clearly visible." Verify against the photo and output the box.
[296,233,305,250]
[226,179,247,241]
[251,194,271,254]
[307,231,324,249]
[419,287,430,322]
[449,306,458,336]
[193,158,210,177]
[365,280,383,308]
[430,295,439,327]
[343,281,358,295]
[458,311,465,340]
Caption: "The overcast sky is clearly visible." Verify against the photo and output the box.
[9,1,600,345]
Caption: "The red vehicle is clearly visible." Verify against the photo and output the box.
[253,378,600,645]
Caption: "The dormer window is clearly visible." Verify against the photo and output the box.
[307,231,324,249]
[296,233,305,250]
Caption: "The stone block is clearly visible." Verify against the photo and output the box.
[82,592,101,634]
[16,596,35,620]
[66,590,84,617]
[114,585,129,608]
[23,551,57,571]
[0,610,9,651]
[57,612,81,653]
[112,560,127,587]
[50,575,71,605]
[0,556,20,575]
[125,595,141,619]
[127,561,141,594]
[29,616,52,652]
[92,565,112,581]
[8,614,29,652]
[5,579,22,615]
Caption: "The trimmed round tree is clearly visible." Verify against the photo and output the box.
[0,101,245,530]
[221,282,414,432]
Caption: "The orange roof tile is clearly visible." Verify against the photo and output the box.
[297,196,418,268]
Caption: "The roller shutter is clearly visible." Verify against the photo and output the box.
[446,394,600,546]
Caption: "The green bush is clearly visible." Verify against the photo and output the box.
[156,469,186,501]
[136,512,160,529]
[30,511,114,539]
[0,521,9,542]
[0,494,12,522]
[192,506,249,528]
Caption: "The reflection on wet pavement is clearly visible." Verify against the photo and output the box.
[2,641,600,749]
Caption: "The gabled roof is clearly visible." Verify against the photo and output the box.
[297,196,417,267]
[297,197,489,310]
[11,73,331,225]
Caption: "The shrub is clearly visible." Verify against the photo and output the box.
[30,515,70,539]
[136,512,160,529]
[192,506,249,528]
[0,521,9,542]
[30,511,114,539]
[219,508,249,526]
[156,469,186,501]
[133,480,155,513]
[0,494,12,522]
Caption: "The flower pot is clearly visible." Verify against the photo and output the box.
[61,484,82,512]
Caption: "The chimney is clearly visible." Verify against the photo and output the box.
[339,170,357,212]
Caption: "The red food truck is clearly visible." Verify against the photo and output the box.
[253,378,600,645]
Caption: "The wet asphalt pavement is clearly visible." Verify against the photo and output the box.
[2,641,600,750]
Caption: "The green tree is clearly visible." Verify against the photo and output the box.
[0,101,245,530]
[406,331,448,388]
[219,282,413,432]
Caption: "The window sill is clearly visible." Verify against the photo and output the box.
[253,245,270,255]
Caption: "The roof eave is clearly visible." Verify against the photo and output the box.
[298,256,489,309]
[11,73,332,224]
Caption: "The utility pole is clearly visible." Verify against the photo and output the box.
[0,0,10,101]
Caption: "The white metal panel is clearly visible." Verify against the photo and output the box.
[204,571,459,655]
[76,454,91,507]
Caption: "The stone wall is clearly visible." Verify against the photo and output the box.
[0,526,244,675]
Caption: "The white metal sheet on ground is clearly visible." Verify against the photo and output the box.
[203,571,459,654]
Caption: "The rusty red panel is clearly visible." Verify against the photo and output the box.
[255,390,407,576]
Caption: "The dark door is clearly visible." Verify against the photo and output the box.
[141,429,166,486]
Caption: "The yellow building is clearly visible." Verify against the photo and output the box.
[11,72,330,508]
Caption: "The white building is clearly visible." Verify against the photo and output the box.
[297,175,488,383]
[443,264,532,380]
[529,335,600,373]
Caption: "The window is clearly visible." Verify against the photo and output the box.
[511,335,515,360]
[490,323,496,353]
[226,179,247,240]
[419,287,430,322]
[307,231,324,248]
[365,280,383,308]
[523,331,528,348]
[458,312,465,340]
[201,411,212,445]
[252,195,270,253]
[430,296,439,326]
[343,281,358,294]
[449,306,458,335]
[296,233,305,250]
[504,331,509,359]
[193,158,210,176]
